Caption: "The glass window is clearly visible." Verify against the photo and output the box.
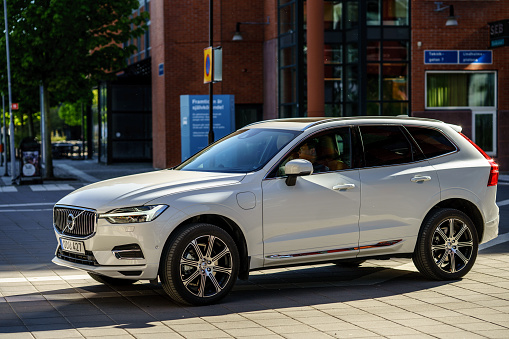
[177,129,300,173]
[475,114,494,153]
[325,79,342,102]
[273,128,352,177]
[324,45,342,64]
[367,41,380,61]
[383,0,409,26]
[279,3,296,34]
[360,125,422,167]
[345,1,358,29]
[382,64,408,101]
[383,41,408,61]
[426,72,495,108]
[346,43,358,63]
[280,67,297,104]
[367,64,380,101]
[345,64,359,102]
[382,102,408,116]
[367,103,380,115]
[324,2,342,30]
[367,0,381,25]
[406,127,456,158]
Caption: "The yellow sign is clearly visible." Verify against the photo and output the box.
[204,47,213,84]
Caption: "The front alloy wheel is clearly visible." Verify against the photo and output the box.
[413,208,478,280]
[160,223,239,305]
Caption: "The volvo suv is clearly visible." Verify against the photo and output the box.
[52,117,499,305]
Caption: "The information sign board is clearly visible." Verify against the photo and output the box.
[180,95,235,161]
[424,51,458,64]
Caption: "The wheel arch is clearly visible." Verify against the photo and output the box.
[424,198,484,241]
[159,214,250,280]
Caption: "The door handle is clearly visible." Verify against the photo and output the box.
[333,183,356,190]
[411,175,431,183]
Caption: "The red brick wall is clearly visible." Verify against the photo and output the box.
[151,0,273,168]
[411,0,509,169]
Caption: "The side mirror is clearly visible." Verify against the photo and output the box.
[284,159,313,186]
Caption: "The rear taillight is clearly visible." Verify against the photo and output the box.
[460,133,499,186]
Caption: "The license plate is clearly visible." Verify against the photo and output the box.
[60,238,85,255]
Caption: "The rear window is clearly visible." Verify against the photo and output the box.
[406,127,457,159]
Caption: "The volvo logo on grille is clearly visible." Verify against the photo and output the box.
[65,213,76,232]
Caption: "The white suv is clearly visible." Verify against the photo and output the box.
[52,117,499,305]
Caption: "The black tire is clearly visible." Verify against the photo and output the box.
[333,259,365,267]
[413,208,478,280]
[160,223,240,306]
[88,272,137,285]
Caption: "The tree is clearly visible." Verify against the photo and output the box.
[0,0,148,178]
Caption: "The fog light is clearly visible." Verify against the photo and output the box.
[112,244,144,260]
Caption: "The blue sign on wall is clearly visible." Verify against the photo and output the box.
[424,51,458,64]
[180,95,235,161]
[158,63,164,76]
[425,50,493,65]
[459,50,492,64]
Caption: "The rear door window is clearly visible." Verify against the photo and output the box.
[359,125,424,167]
[405,126,457,159]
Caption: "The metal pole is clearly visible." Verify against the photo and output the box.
[40,84,45,173]
[208,0,214,145]
[2,92,6,176]
[4,0,15,182]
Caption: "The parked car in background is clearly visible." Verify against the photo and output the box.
[52,116,499,305]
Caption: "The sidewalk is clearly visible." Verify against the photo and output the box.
[0,158,156,186]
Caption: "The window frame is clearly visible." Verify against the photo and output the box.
[265,126,356,179]
[425,70,497,110]
[357,124,426,169]
[403,125,459,160]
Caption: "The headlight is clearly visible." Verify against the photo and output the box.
[99,205,168,224]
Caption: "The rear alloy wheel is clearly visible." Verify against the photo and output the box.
[413,208,478,280]
[160,223,239,305]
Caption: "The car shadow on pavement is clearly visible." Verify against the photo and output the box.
[0,263,455,334]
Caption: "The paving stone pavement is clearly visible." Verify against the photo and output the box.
[0,159,508,338]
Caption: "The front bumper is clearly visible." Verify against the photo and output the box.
[52,256,158,280]
[52,206,183,280]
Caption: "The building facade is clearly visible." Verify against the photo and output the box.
[95,0,509,170]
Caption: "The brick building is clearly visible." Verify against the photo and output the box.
[94,0,509,170]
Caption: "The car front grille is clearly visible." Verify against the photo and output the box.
[53,206,97,237]
[57,247,98,266]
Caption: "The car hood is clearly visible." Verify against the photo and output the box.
[56,170,246,212]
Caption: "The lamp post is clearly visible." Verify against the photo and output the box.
[3,0,15,182]
[208,0,214,145]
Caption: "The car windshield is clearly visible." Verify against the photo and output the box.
[176,128,301,173]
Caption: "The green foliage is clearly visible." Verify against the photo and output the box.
[0,0,149,101]
[58,102,82,126]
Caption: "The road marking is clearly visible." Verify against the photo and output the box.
[0,202,54,212]
[30,184,75,191]
[0,208,53,212]
[55,163,99,183]
[0,186,17,192]
[496,199,509,207]
[0,202,54,207]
